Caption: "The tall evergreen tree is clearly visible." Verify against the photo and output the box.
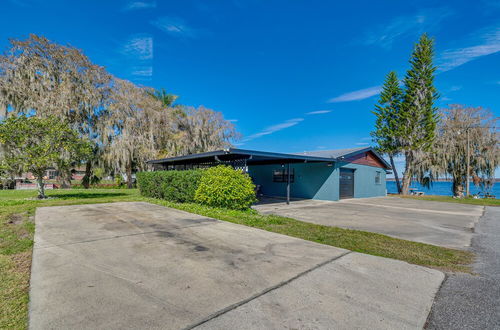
[399,34,439,195]
[371,71,403,193]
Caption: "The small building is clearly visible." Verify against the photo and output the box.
[148,147,391,202]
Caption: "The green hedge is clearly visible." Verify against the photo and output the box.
[136,170,203,203]
[137,166,257,209]
[195,166,257,210]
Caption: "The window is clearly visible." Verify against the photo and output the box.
[273,168,295,182]
[375,171,381,185]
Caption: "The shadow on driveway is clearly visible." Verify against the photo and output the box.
[30,202,444,330]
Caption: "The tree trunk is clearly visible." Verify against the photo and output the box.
[59,169,72,189]
[388,154,402,194]
[453,178,464,198]
[82,161,92,189]
[401,152,413,195]
[36,175,46,199]
[126,162,133,189]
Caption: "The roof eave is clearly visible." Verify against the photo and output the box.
[147,148,337,165]
[335,147,392,170]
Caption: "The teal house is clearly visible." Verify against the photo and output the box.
[148,147,391,202]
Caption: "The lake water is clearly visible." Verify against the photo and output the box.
[386,181,500,197]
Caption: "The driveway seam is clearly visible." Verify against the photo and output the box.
[183,250,353,330]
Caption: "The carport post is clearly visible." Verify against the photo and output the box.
[286,163,290,205]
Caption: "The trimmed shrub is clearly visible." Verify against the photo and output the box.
[136,170,203,203]
[195,165,257,210]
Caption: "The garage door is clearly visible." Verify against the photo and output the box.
[339,169,354,199]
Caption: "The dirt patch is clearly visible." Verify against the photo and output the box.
[7,213,25,225]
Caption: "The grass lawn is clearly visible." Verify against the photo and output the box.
[1,189,473,329]
[0,189,141,329]
[398,194,500,206]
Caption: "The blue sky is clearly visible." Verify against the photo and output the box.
[1,0,499,176]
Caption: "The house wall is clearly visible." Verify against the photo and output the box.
[337,162,387,198]
[248,162,338,200]
[248,161,386,201]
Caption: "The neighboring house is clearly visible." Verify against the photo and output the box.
[17,167,86,182]
[21,168,59,181]
[70,167,87,181]
[148,147,391,202]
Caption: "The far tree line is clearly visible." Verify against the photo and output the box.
[0,34,238,197]
[372,34,498,197]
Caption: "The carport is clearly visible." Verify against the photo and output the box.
[148,148,334,204]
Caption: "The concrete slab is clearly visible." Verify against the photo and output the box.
[30,202,444,329]
[197,253,444,330]
[254,196,483,249]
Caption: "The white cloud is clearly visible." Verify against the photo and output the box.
[122,35,153,60]
[124,1,156,10]
[355,142,370,146]
[306,110,331,115]
[227,119,238,122]
[449,85,462,92]
[438,27,500,72]
[244,118,304,141]
[119,34,154,80]
[363,8,452,49]
[131,66,153,77]
[328,86,381,103]
[151,17,197,38]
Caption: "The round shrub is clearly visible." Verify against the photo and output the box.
[195,165,257,210]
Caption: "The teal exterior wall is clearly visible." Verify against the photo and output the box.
[248,161,386,201]
[337,162,387,199]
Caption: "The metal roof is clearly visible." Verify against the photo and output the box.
[148,148,336,165]
[294,147,371,159]
[148,147,391,169]
[295,147,391,169]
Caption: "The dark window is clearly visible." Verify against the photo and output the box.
[375,171,381,185]
[273,168,295,182]
[47,170,57,180]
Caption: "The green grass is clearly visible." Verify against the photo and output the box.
[151,200,473,272]
[0,188,473,329]
[0,189,140,329]
[398,194,500,206]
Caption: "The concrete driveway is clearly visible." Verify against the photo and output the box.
[30,202,443,329]
[254,197,483,249]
